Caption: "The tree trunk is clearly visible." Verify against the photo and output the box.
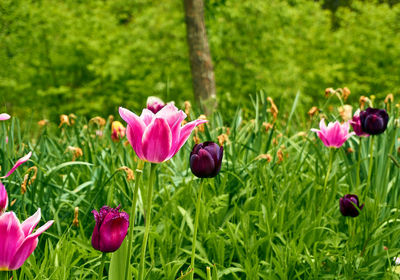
[183,0,217,115]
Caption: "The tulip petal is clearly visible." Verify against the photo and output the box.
[168,119,208,159]
[2,152,32,178]
[0,212,24,268]
[98,213,129,252]
[140,109,155,126]
[119,107,146,159]
[9,220,53,270]
[142,118,172,163]
[190,150,215,178]
[155,104,186,127]
[0,113,10,121]
[0,182,8,212]
[21,209,41,237]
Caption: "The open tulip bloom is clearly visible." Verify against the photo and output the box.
[119,104,207,163]
[0,209,53,271]
[311,119,355,148]
[0,152,53,271]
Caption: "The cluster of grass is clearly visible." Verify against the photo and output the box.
[1,92,400,279]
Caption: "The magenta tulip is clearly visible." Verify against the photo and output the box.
[311,119,354,148]
[119,104,207,163]
[1,152,32,179]
[0,113,10,121]
[91,206,129,253]
[0,183,7,214]
[350,109,369,137]
[0,209,53,270]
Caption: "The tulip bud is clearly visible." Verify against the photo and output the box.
[190,142,223,178]
[0,182,8,213]
[339,194,364,217]
[359,108,389,135]
[111,121,126,141]
[350,109,369,137]
[91,205,129,253]
[147,96,166,114]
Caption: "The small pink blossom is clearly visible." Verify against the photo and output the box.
[119,104,207,163]
[311,119,354,148]
[350,109,369,137]
[0,113,10,121]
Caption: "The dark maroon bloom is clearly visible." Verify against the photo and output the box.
[146,96,166,114]
[350,110,369,137]
[190,142,223,178]
[91,205,129,253]
[339,194,364,217]
[359,108,389,135]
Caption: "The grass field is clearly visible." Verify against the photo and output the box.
[1,92,400,279]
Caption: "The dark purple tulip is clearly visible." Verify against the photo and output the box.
[190,141,223,178]
[359,108,389,135]
[91,205,129,253]
[339,194,364,217]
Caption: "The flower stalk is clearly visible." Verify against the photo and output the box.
[190,179,205,280]
[124,160,145,279]
[138,163,157,280]
[364,136,375,200]
[98,253,106,280]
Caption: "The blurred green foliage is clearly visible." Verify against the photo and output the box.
[1,0,400,121]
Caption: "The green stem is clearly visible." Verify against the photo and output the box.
[138,163,157,280]
[98,253,106,280]
[0,271,8,280]
[190,179,205,280]
[364,136,375,200]
[124,160,145,280]
[355,137,362,192]
[323,149,334,198]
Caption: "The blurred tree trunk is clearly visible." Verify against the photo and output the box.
[183,0,217,115]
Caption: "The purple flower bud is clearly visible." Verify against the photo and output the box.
[91,205,129,253]
[350,110,369,137]
[190,142,223,178]
[339,194,364,217]
[359,108,389,135]
[146,96,166,114]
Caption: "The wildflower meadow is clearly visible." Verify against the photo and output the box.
[1,91,400,279]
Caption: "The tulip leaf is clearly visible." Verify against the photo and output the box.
[109,239,130,280]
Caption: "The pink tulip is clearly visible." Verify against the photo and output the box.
[119,104,207,163]
[311,119,354,148]
[0,113,10,121]
[0,209,53,270]
[0,183,7,213]
[1,152,32,179]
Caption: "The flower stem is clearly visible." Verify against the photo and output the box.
[190,179,205,280]
[364,136,375,201]
[355,137,362,192]
[98,253,106,280]
[138,163,157,280]
[323,149,334,197]
[124,160,145,280]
